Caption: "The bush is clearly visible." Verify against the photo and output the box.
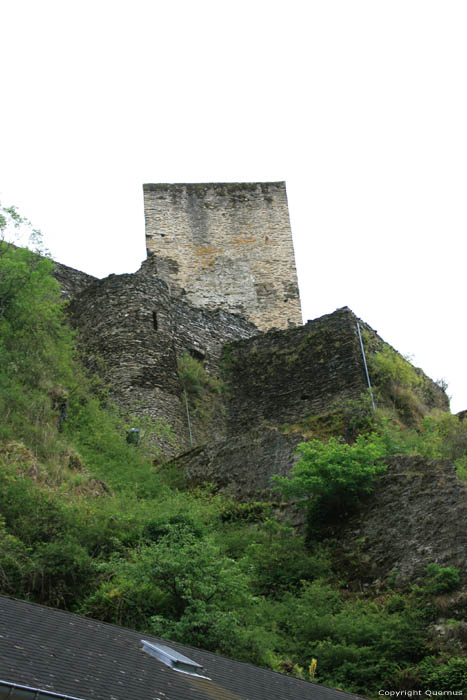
[243,520,333,597]
[177,351,224,439]
[0,242,77,456]
[275,582,428,694]
[371,347,420,390]
[418,656,467,691]
[423,564,460,595]
[271,433,388,526]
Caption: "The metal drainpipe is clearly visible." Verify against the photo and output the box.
[183,386,194,447]
[356,322,376,411]
[171,305,193,448]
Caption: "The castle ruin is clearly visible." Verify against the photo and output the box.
[56,182,448,487]
[45,183,463,591]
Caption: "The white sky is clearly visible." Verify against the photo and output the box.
[1,0,466,412]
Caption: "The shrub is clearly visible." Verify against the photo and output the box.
[271,433,388,525]
[177,352,222,398]
[368,345,421,392]
[408,656,467,692]
[423,564,460,595]
[243,520,333,597]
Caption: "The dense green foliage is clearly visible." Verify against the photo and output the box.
[0,212,465,698]
[272,433,389,531]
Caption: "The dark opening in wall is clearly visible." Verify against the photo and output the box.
[188,347,205,362]
[152,311,158,331]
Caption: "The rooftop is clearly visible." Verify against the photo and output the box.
[0,595,367,700]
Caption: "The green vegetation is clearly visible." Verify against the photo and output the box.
[272,433,388,512]
[362,331,449,426]
[178,351,224,440]
[423,563,461,595]
[0,205,466,698]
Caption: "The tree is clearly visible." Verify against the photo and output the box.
[271,434,388,528]
[0,202,74,451]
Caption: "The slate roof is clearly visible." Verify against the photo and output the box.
[0,595,367,700]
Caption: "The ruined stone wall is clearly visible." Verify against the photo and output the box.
[223,307,368,435]
[171,427,303,500]
[143,182,302,331]
[69,269,257,455]
[53,261,97,300]
[223,306,449,437]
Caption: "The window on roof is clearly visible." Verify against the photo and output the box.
[141,640,211,680]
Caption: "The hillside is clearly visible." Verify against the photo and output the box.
[0,212,466,696]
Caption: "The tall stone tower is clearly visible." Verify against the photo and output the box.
[143,182,302,331]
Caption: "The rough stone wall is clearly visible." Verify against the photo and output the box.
[223,307,449,437]
[170,427,306,526]
[68,269,257,454]
[53,261,97,300]
[143,182,302,331]
[172,427,303,500]
[223,307,368,435]
[339,456,467,587]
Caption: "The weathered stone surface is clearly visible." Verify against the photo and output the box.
[50,186,449,477]
[61,262,449,459]
[339,455,467,587]
[143,182,302,331]
[171,427,303,499]
[68,268,257,454]
[223,307,369,435]
[222,306,449,437]
[53,261,97,300]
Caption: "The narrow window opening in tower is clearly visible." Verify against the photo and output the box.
[188,347,205,363]
[152,311,158,331]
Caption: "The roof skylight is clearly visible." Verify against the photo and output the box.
[141,640,211,680]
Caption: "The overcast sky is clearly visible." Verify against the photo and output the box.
[1,0,466,411]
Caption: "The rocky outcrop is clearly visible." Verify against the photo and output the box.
[339,456,467,587]
[170,427,303,500]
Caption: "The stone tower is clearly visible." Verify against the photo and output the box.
[143,182,302,331]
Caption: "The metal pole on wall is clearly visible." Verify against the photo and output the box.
[356,322,376,411]
[183,387,194,447]
[172,305,194,449]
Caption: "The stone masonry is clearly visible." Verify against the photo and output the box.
[222,306,449,437]
[53,184,448,472]
[53,261,97,300]
[68,268,257,455]
[223,307,368,435]
[45,183,462,590]
[143,182,302,331]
